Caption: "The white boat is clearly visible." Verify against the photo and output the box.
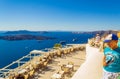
[72,38,77,42]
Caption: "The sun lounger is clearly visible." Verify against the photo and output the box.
[24,73,29,79]
[18,69,27,74]
[29,69,35,77]
[15,74,24,79]
[56,50,62,57]
[42,61,48,70]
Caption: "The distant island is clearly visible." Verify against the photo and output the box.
[4,30,48,34]
[0,34,55,41]
[1,30,120,41]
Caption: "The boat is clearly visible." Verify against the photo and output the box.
[72,38,77,42]
[59,41,66,45]
[37,40,42,43]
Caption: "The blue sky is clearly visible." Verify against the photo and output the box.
[0,0,120,31]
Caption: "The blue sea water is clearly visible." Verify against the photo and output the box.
[0,32,94,68]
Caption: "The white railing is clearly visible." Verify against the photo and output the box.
[0,44,84,78]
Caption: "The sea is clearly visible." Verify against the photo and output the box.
[0,31,94,68]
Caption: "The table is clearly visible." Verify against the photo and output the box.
[51,73,62,79]
[66,64,73,68]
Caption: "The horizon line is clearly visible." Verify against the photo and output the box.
[0,29,119,32]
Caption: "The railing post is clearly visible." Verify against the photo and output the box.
[30,54,32,60]
[18,61,20,67]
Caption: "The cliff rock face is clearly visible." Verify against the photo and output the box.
[73,30,119,37]
[0,34,55,41]
[90,30,119,37]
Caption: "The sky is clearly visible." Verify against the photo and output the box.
[0,0,120,31]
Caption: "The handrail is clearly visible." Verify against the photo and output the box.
[0,44,82,78]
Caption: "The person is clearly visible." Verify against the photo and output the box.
[95,34,101,47]
[102,34,120,79]
[117,32,120,47]
[95,34,101,43]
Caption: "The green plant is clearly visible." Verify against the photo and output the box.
[54,43,62,48]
